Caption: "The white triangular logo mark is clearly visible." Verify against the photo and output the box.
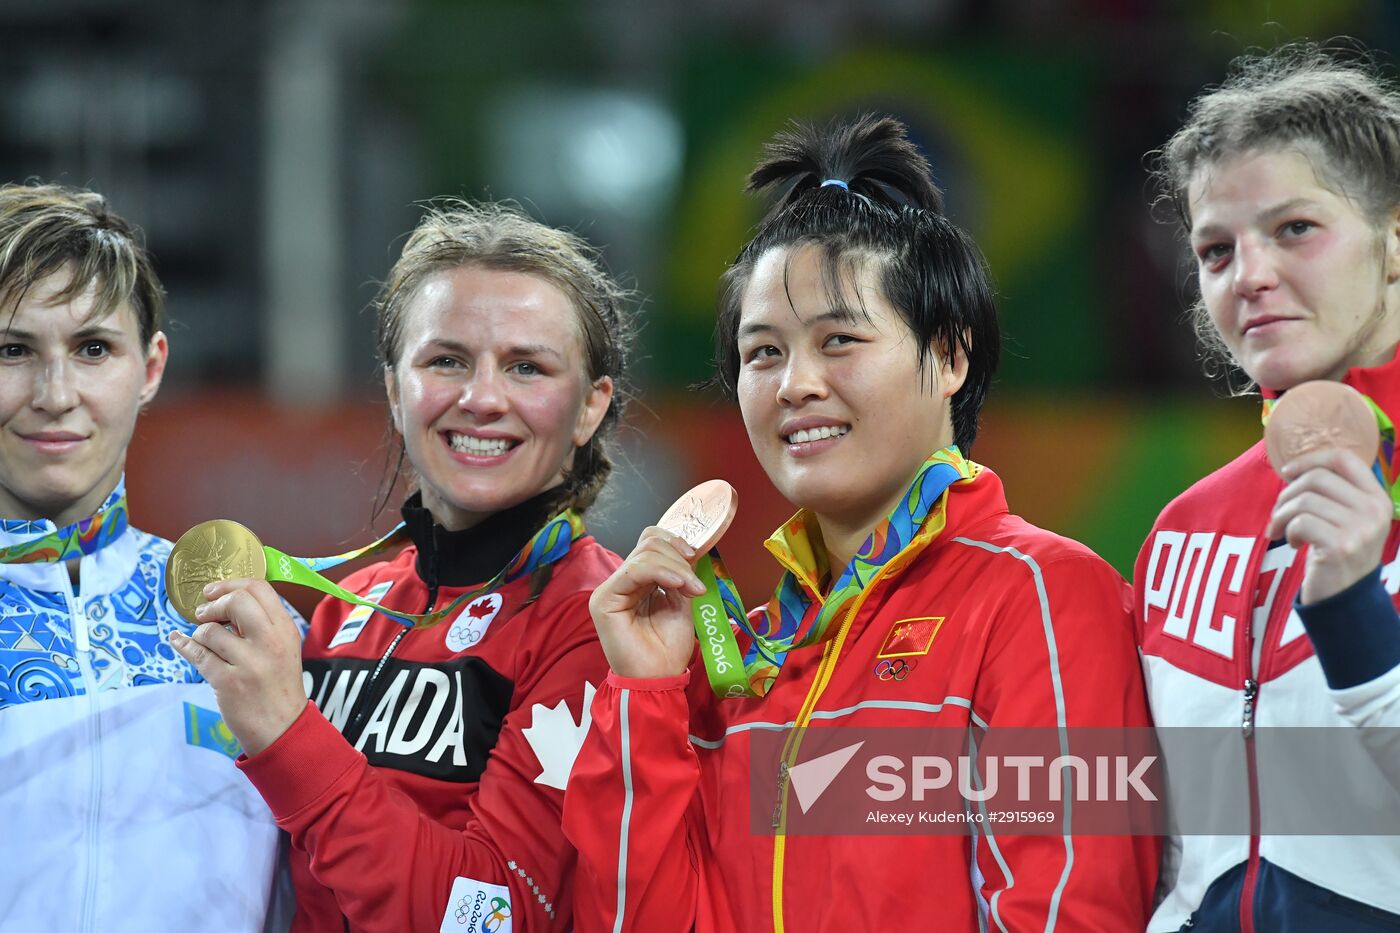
[788,740,865,814]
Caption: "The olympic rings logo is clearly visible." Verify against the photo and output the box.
[278,555,293,578]
[874,658,916,681]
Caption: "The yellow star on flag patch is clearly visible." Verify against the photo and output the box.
[877,616,944,658]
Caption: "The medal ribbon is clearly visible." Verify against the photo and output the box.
[261,510,586,629]
[0,493,129,564]
[1261,394,1400,517]
[691,447,980,698]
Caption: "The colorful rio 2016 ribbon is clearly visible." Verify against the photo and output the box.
[0,492,129,564]
[260,510,585,629]
[1261,392,1400,517]
[689,447,980,698]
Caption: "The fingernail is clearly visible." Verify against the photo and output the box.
[203,582,217,596]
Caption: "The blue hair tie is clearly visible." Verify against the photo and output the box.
[820,178,849,190]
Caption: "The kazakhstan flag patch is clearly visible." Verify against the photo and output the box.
[184,702,243,760]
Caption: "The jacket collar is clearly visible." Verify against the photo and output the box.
[762,463,1005,599]
[401,487,571,588]
[0,478,137,595]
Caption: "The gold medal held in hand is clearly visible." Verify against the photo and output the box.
[165,520,268,623]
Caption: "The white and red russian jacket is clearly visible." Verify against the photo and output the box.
[1136,351,1400,931]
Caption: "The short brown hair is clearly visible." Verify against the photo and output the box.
[375,199,635,514]
[1153,44,1400,376]
[0,183,164,346]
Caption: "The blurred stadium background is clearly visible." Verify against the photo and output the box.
[1,0,1391,608]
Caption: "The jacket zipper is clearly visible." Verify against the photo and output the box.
[1240,675,1261,933]
[766,509,952,931]
[342,525,442,742]
[338,581,437,931]
[65,566,103,933]
[1237,539,1297,933]
[342,584,435,760]
[770,571,892,932]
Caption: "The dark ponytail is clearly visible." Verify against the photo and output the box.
[714,113,999,454]
[747,115,944,215]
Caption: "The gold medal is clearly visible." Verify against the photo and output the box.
[165,520,268,623]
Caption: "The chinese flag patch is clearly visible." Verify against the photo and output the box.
[877,616,944,658]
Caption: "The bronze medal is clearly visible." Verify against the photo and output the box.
[657,479,739,554]
[1264,380,1380,476]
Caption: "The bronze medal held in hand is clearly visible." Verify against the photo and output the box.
[1264,380,1381,476]
[165,520,268,623]
[657,479,739,554]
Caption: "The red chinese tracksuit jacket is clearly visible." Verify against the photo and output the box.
[563,467,1159,932]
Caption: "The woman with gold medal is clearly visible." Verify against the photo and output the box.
[171,201,633,932]
[561,116,1159,931]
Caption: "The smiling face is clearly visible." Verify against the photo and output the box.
[735,243,966,540]
[385,265,614,531]
[1188,147,1400,391]
[0,269,167,528]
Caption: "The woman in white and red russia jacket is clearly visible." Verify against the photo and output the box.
[171,201,634,932]
[562,115,1159,932]
[1136,45,1400,932]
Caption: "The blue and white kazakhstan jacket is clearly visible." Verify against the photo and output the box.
[0,481,285,932]
[1135,352,1400,933]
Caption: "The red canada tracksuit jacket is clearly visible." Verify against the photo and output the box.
[563,467,1159,932]
[238,495,618,932]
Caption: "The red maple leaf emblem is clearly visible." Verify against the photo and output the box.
[467,599,495,620]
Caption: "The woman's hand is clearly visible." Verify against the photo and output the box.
[1267,447,1393,604]
[589,526,706,679]
[169,578,308,756]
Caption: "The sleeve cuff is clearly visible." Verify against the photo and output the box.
[605,669,691,692]
[1295,567,1400,689]
[236,700,366,820]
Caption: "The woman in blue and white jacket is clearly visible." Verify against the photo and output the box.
[1137,45,1400,932]
[0,183,290,932]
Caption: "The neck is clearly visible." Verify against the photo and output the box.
[813,518,867,578]
[420,478,569,533]
[2,483,119,531]
[812,478,918,576]
[1332,293,1400,381]
[808,445,959,578]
